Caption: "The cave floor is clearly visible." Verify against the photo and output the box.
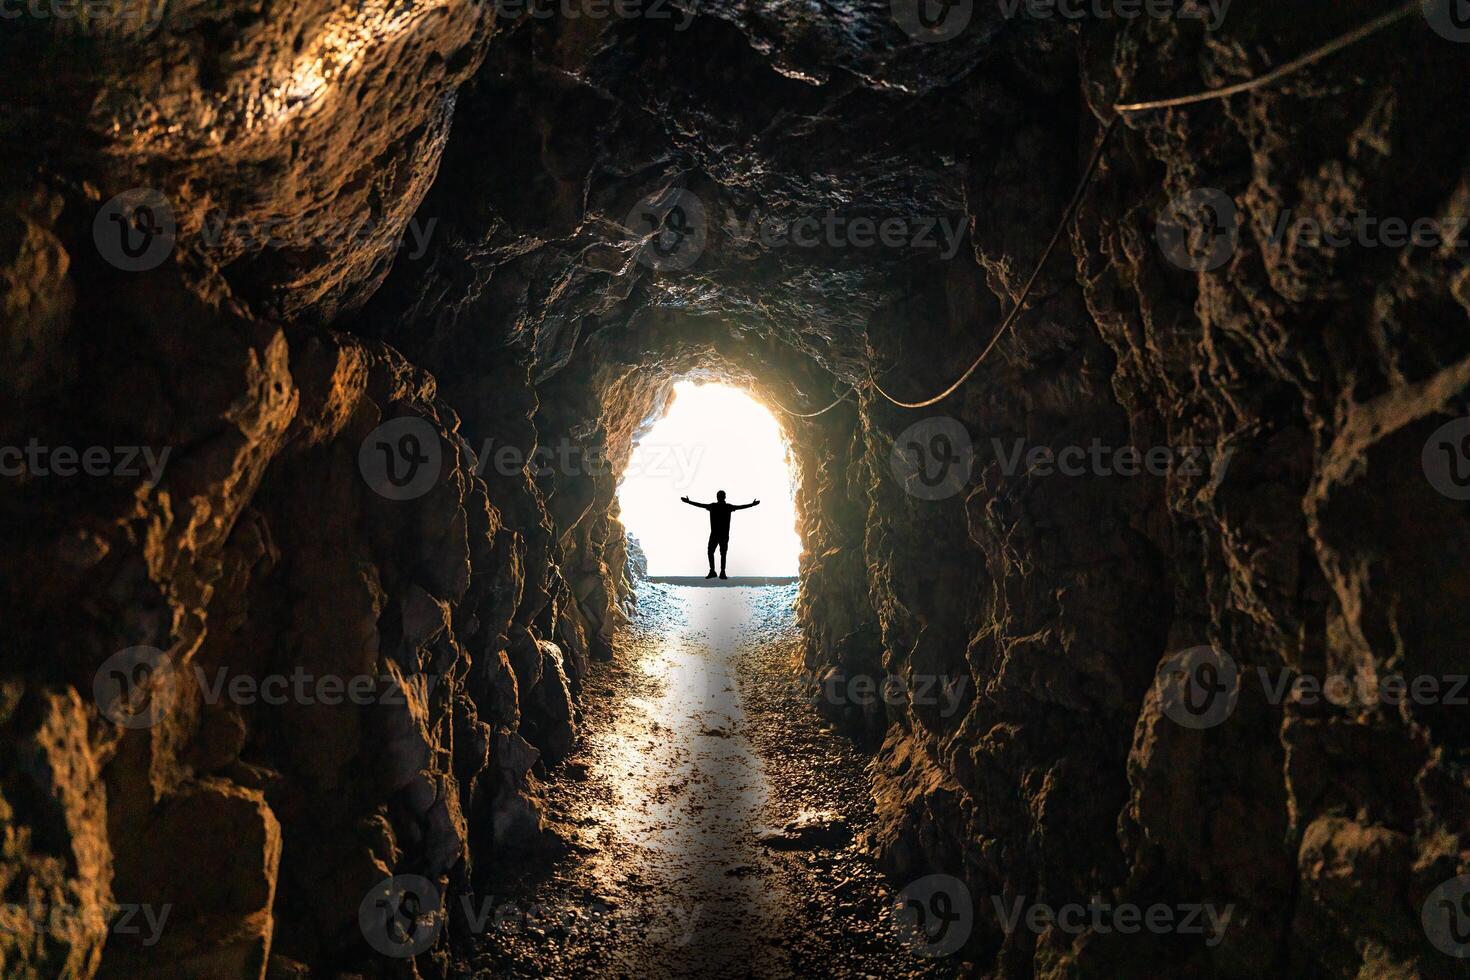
[466,582,958,979]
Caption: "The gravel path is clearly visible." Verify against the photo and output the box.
[466,583,961,979]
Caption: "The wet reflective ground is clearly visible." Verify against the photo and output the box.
[468,583,960,979]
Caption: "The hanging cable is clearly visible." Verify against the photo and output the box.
[1113,0,1420,114]
[868,116,1119,410]
[868,1,1422,410]
[767,386,856,418]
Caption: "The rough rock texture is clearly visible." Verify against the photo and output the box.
[2,0,1468,976]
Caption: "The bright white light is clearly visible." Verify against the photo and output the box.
[617,381,801,577]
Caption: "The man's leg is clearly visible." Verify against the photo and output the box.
[717,537,729,578]
[706,533,718,578]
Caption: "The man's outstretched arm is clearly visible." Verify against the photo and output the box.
[733,499,761,510]
[680,496,710,508]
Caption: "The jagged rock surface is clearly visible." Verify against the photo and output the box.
[2,1,1467,977]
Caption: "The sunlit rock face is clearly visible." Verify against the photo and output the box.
[3,0,1468,977]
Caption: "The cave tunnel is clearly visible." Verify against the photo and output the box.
[2,1,1470,977]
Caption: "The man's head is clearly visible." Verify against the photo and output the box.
[716,490,726,501]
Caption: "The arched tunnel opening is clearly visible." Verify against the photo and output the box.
[3,2,1470,979]
[617,379,802,579]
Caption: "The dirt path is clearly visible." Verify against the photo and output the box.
[466,583,961,979]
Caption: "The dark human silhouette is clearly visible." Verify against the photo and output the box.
[680,490,759,579]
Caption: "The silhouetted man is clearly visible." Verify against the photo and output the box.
[680,490,759,579]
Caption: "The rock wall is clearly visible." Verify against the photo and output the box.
[3,0,1468,977]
